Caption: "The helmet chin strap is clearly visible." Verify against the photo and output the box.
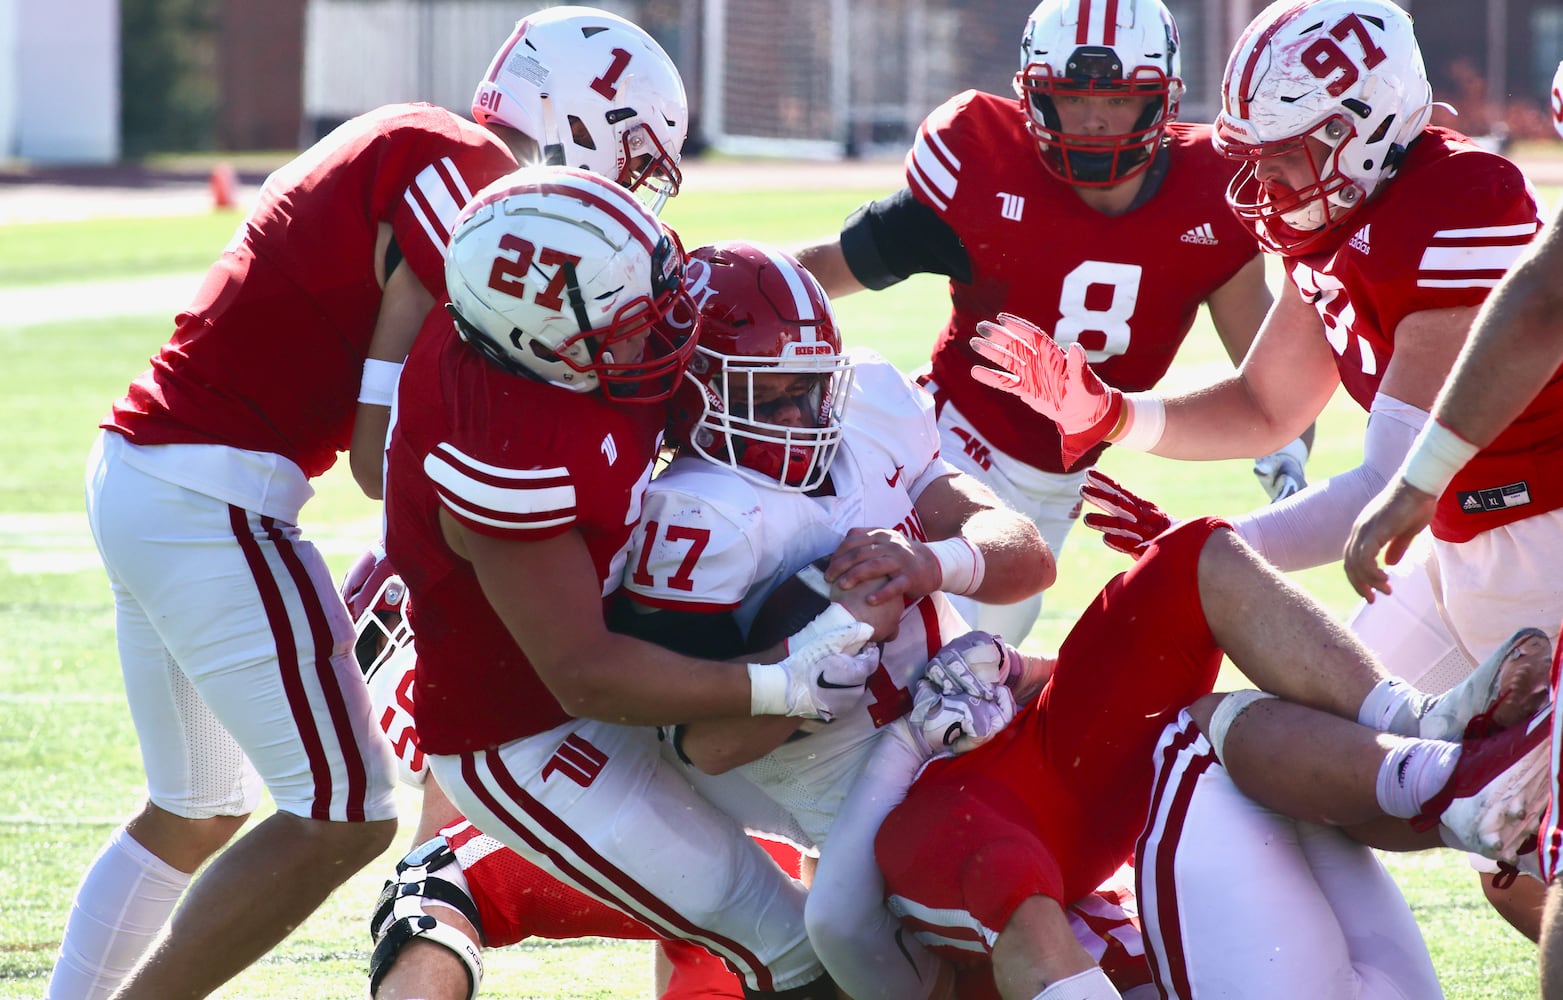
[537,92,567,166]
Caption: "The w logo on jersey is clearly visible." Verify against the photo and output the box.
[541,733,609,788]
[995,192,1026,221]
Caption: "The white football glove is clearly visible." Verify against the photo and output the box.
[784,598,861,655]
[748,622,878,721]
[1253,436,1309,503]
[925,630,1021,700]
[909,677,1017,756]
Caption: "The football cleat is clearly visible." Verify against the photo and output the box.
[1415,627,1551,742]
[1414,703,1553,866]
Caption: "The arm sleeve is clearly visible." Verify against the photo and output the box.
[839,188,972,289]
[1232,393,1428,571]
[605,597,747,659]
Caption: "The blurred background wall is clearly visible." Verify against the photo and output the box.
[4,0,1561,165]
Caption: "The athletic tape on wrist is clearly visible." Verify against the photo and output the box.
[358,358,403,407]
[748,662,790,717]
[1207,689,1277,764]
[926,536,986,596]
[1113,393,1166,452]
[1399,419,1478,496]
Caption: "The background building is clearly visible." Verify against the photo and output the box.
[3,0,1561,166]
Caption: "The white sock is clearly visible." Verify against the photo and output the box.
[1357,678,1425,736]
[1032,967,1123,1000]
[1375,739,1460,819]
[46,826,190,1000]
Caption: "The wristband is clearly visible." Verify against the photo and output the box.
[1112,394,1166,452]
[1399,419,1478,496]
[925,536,986,596]
[358,358,404,407]
[747,662,789,717]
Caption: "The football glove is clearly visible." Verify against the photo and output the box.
[909,677,1017,756]
[1253,436,1309,503]
[748,623,877,722]
[925,630,1021,700]
[1080,469,1174,558]
[969,312,1123,470]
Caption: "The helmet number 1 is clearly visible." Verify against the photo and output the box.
[590,47,633,101]
[488,234,583,312]
[1302,14,1388,97]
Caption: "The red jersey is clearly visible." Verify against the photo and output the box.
[105,104,516,479]
[384,314,666,753]
[1282,127,1562,541]
[911,92,1259,472]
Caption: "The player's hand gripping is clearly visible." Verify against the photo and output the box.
[1080,470,1174,558]
[1253,436,1309,503]
[924,630,1021,700]
[968,313,1124,469]
[749,606,877,721]
[909,677,1017,756]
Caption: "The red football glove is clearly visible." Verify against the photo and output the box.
[1080,470,1174,558]
[969,312,1123,470]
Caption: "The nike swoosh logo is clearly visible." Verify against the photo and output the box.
[886,465,904,487]
[816,673,863,690]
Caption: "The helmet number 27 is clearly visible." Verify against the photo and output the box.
[488,233,583,313]
[1302,14,1388,96]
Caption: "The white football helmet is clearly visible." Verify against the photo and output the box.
[472,6,687,212]
[445,165,697,403]
[667,242,853,493]
[1213,0,1434,254]
[1551,61,1563,140]
[1014,0,1184,186]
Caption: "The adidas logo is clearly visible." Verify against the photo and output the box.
[1349,223,1371,254]
[1463,494,1483,511]
[1180,223,1219,245]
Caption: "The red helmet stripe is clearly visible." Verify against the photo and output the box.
[1232,0,1314,118]
[1102,0,1119,45]
[1076,0,1091,44]
[460,172,663,256]
[484,22,528,87]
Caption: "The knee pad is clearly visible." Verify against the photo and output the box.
[368,837,485,1000]
[1207,689,1277,764]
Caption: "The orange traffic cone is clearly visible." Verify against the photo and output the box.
[210,161,238,211]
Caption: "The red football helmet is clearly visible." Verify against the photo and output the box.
[667,242,853,492]
[1014,0,1184,186]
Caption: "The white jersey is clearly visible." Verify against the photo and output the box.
[625,352,970,844]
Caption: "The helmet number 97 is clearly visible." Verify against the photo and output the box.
[1301,14,1388,97]
[487,233,583,312]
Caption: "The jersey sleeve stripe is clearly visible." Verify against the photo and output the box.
[432,442,572,484]
[404,157,471,249]
[424,450,578,523]
[907,127,959,212]
[1418,277,1504,289]
[437,489,576,531]
[623,592,743,614]
[1430,222,1540,240]
[1420,242,1530,274]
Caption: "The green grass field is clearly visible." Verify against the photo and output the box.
[0,176,1550,998]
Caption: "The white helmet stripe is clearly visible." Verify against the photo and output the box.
[761,245,821,342]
